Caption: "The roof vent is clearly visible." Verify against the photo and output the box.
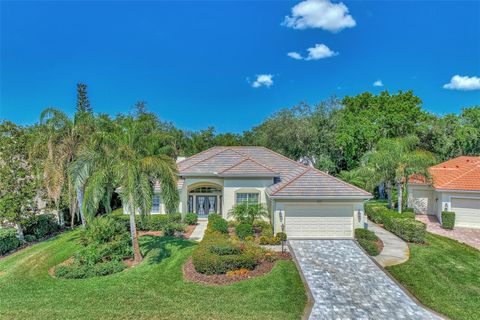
[273,176,281,184]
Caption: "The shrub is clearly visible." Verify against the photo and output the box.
[184,213,198,225]
[260,225,273,237]
[276,232,287,242]
[24,234,36,242]
[21,214,59,239]
[244,235,255,242]
[226,268,249,277]
[442,211,455,230]
[208,215,228,234]
[210,243,242,255]
[259,235,281,245]
[235,223,254,239]
[253,220,271,231]
[192,243,258,275]
[110,213,181,231]
[366,206,414,225]
[402,208,414,213]
[357,238,380,256]
[385,218,426,243]
[163,223,186,236]
[55,260,126,279]
[0,228,21,255]
[354,228,378,241]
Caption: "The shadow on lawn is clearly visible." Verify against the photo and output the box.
[140,236,196,265]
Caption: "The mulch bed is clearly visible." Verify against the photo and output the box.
[183,252,292,286]
[376,238,384,253]
[184,225,196,239]
[138,224,196,239]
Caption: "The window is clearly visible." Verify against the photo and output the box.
[188,195,193,213]
[189,187,221,194]
[152,195,161,213]
[236,193,259,204]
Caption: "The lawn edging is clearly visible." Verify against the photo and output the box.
[287,241,314,320]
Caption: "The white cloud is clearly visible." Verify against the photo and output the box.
[252,74,274,88]
[287,51,303,60]
[282,0,356,32]
[373,79,384,87]
[306,44,338,60]
[287,44,338,61]
[443,75,480,91]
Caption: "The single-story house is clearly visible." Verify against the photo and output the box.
[408,156,480,228]
[138,146,372,239]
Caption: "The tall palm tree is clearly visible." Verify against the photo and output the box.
[33,108,95,227]
[72,116,179,262]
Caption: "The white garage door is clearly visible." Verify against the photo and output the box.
[451,198,480,228]
[285,204,353,239]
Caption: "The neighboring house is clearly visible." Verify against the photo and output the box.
[137,146,372,239]
[408,156,480,228]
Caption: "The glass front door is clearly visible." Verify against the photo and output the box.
[196,196,217,215]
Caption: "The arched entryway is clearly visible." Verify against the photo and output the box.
[187,183,223,217]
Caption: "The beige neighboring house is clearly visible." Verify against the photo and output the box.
[129,146,372,239]
[408,156,480,228]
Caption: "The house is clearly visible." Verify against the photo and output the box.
[145,146,372,239]
[408,156,480,228]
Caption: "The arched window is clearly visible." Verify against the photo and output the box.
[189,186,222,194]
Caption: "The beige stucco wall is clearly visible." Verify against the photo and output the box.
[407,184,436,215]
[222,178,272,219]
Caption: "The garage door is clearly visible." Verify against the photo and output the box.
[285,204,353,239]
[451,198,480,228]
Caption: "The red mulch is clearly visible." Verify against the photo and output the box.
[139,230,163,237]
[376,238,384,253]
[183,251,292,286]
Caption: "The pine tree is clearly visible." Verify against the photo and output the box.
[76,83,92,113]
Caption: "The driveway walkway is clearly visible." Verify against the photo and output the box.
[367,221,410,267]
[290,240,440,320]
[416,215,480,250]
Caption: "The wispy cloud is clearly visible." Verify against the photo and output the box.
[282,0,356,33]
[373,79,384,87]
[443,75,480,91]
[287,44,338,61]
[287,52,303,60]
[252,74,274,88]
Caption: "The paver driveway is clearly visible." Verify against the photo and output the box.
[290,240,441,320]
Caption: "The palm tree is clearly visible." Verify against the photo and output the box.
[366,136,436,212]
[33,107,95,227]
[72,115,179,262]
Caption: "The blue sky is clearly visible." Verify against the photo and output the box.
[1,0,479,133]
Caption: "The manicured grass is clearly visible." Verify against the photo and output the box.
[387,233,480,320]
[0,231,306,320]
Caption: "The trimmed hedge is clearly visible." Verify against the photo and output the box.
[192,237,260,274]
[365,205,414,225]
[357,238,380,256]
[111,213,181,231]
[54,261,126,279]
[0,228,21,255]
[207,214,228,234]
[441,211,455,230]
[354,228,380,256]
[384,218,426,243]
[21,214,59,239]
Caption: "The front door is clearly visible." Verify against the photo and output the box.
[196,196,217,215]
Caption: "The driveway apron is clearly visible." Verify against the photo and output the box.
[290,240,441,320]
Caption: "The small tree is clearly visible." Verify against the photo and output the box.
[228,202,268,225]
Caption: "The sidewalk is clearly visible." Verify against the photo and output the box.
[189,219,207,241]
[367,221,410,267]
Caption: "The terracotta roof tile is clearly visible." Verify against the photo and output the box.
[410,156,480,191]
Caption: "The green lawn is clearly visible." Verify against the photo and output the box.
[387,233,480,320]
[0,231,306,320]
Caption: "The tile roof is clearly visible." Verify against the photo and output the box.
[177,146,371,199]
[410,156,480,191]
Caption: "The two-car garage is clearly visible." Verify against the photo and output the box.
[283,204,356,239]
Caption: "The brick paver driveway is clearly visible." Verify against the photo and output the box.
[290,240,441,320]
[416,215,480,250]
